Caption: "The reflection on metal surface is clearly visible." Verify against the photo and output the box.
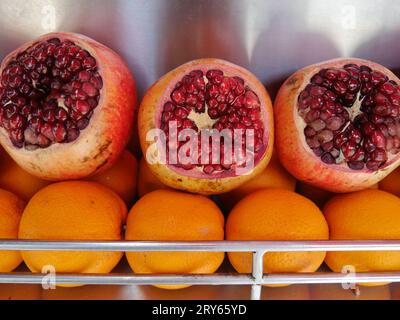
[1,0,400,97]
[1,239,400,252]
[0,239,400,299]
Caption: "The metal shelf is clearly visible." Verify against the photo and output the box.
[1,240,400,300]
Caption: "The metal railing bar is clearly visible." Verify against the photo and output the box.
[0,272,399,286]
[260,272,400,285]
[0,273,253,286]
[1,240,400,252]
[251,251,265,300]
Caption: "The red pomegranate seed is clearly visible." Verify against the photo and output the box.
[82,56,96,69]
[341,141,356,159]
[82,82,98,97]
[333,81,347,95]
[67,128,80,142]
[51,122,67,142]
[68,59,82,72]
[75,50,89,60]
[76,117,89,130]
[310,119,326,131]
[326,116,344,131]
[74,100,91,115]
[348,161,364,170]
[37,134,51,148]
[317,129,334,144]
[366,160,381,170]
[9,114,25,129]
[371,148,387,162]
[78,70,91,81]
[244,90,260,109]
[208,108,219,119]
[351,148,365,161]
[40,123,54,141]
[22,57,37,70]
[371,71,387,85]
[380,82,396,95]
[72,89,87,100]
[325,69,338,80]
[203,165,215,174]
[55,108,68,121]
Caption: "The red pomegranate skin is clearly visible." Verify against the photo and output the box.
[0,32,137,180]
[275,58,400,193]
[139,58,274,195]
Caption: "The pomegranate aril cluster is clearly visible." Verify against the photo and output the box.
[0,38,103,149]
[299,64,400,171]
[160,69,264,174]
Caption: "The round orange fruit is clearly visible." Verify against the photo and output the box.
[226,189,329,286]
[87,150,138,205]
[19,181,127,286]
[218,153,296,211]
[297,182,378,208]
[379,167,400,197]
[0,149,50,201]
[137,158,169,197]
[324,189,400,286]
[0,189,25,272]
[125,189,225,290]
[297,182,335,208]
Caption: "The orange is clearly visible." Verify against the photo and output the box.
[296,182,334,208]
[380,167,400,197]
[125,189,225,290]
[297,182,378,208]
[0,149,50,201]
[218,153,296,211]
[19,181,127,287]
[137,158,169,197]
[0,189,25,272]
[226,189,329,286]
[87,150,138,205]
[310,284,391,300]
[324,189,400,286]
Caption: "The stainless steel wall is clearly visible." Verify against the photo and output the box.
[1,0,400,98]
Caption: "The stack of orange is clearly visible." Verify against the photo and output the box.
[1,132,400,296]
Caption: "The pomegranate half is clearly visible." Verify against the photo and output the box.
[139,59,273,194]
[275,58,400,192]
[0,32,136,180]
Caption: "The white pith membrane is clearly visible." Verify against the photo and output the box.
[158,69,267,178]
[298,63,400,171]
[0,37,103,149]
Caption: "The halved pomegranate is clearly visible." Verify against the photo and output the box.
[0,32,136,180]
[275,58,400,192]
[139,59,273,194]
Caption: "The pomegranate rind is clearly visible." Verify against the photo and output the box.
[139,58,273,195]
[275,58,400,193]
[0,32,137,180]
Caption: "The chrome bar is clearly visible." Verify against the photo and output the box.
[260,272,400,285]
[251,251,265,300]
[0,273,253,286]
[1,240,400,252]
[0,272,399,286]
